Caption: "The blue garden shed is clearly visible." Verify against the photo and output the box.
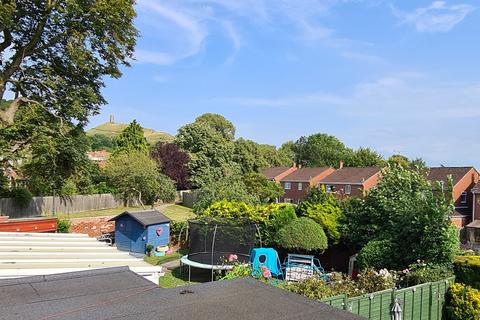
[109,210,170,254]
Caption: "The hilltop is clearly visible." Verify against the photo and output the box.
[87,121,174,144]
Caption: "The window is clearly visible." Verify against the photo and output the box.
[298,183,303,191]
[284,182,291,190]
[284,198,292,203]
[461,191,467,204]
[345,185,351,195]
[326,185,335,193]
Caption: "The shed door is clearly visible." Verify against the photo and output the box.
[116,218,132,252]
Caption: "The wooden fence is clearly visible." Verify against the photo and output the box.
[0,194,125,218]
[322,277,455,320]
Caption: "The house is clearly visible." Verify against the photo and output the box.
[109,210,170,254]
[466,182,480,248]
[87,149,110,168]
[427,167,480,227]
[279,167,335,203]
[0,267,363,320]
[261,166,298,183]
[318,167,382,198]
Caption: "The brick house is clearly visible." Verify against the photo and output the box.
[427,167,480,227]
[87,150,110,169]
[279,167,335,203]
[261,166,298,183]
[318,167,381,198]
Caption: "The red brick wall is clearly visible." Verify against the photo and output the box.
[452,168,479,215]
[70,216,115,237]
[280,182,309,203]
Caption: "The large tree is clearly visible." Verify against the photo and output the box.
[114,120,148,155]
[0,0,137,160]
[293,133,353,168]
[194,113,236,141]
[105,151,176,206]
[342,165,459,270]
[151,142,190,190]
[348,147,384,167]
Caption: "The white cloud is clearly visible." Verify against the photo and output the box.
[340,51,386,64]
[135,0,207,64]
[222,20,242,65]
[392,1,475,32]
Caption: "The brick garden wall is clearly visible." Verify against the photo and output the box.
[70,216,115,237]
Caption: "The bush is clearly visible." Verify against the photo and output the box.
[357,239,395,270]
[454,256,480,289]
[356,269,396,293]
[221,264,252,280]
[286,273,358,300]
[10,187,33,208]
[446,283,480,320]
[57,219,71,233]
[275,217,328,252]
[397,261,453,287]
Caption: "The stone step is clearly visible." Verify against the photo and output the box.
[0,252,132,259]
[0,266,163,278]
[0,260,150,269]
[0,236,99,242]
[0,245,118,252]
[0,240,108,247]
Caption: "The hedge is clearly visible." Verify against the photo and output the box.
[454,256,480,289]
[446,283,480,320]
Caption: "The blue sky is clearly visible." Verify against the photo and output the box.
[89,0,480,167]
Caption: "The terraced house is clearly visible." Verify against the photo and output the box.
[279,167,335,203]
[318,167,382,199]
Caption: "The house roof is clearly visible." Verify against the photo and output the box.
[427,167,475,187]
[281,167,333,182]
[0,267,363,320]
[261,167,294,180]
[87,150,110,161]
[319,167,381,185]
[109,209,170,227]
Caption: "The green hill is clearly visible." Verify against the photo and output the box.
[87,122,174,145]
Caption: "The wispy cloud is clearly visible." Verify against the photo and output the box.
[222,20,242,65]
[340,51,386,64]
[135,0,207,65]
[392,1,475,33]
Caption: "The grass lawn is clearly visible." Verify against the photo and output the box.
[159,266,211,288]
[163,205,194,222]
[143,249,188,266]
[57,206,142,219]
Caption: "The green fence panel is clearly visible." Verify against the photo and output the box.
[396,283,431,320]
[322,294,347,309]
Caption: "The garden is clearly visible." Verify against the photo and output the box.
[164,164,479,320]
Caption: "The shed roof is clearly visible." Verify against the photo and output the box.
[109,209,170,227]
[261,166,294,180]
[281,167,333,182]
[0,267,363,320]
[319,167,381,185]
[427,167,475,187]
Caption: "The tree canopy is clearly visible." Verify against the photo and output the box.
[342,165,459,269]
[194,113,236,141]
[114,120,148,155]
[151,142,190,190]
[293,133,353,168]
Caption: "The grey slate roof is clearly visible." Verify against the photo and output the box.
[109,209,170,227]
[0,267,364,320]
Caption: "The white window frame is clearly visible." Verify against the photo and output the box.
[326,185,334,193]
[345,184,351,195]
[284,182,291,190]
[298,183,303,191]
[460,191,468,204]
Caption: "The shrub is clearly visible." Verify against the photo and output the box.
[286,273,358,300]
[454,256,480,289]
[202,200,259,221]
[357,239,395,270]
[275,217,328,252]
[397,261,453,287]
[57,219,71,233]
[9,187,33,208]
[221,264,252,280]
[446,283,480,320]
[356,269,396,293]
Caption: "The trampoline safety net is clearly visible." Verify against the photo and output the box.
[188,219,256,266]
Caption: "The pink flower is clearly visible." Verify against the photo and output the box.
[228,254,238,262]
[261,266,271,278]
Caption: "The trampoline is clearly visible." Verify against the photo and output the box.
[181,218,257,281]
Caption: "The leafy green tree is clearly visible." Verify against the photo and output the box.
[233,138,291,174]
[194,113,236,141]
[243,172,284,203]
[342,165,459,270]
[175,121,239,187]
[114,120,148,155]
[88,134,116,151]
[297,186,343,245]
[387,154,410,168]
[348,147,384,167]
[275,217,328,251]
[105,151,176,206]
[293,133,353,168]
[279,141,296,163]
[0,0,137,154]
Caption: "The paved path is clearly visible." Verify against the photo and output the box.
[161,259,181,270]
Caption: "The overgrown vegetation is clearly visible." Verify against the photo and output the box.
[446,283,480,320]
[57,219,71,233]
[454,256,480,289]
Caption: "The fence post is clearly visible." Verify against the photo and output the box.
[343,294,348,311]
[428,282,433,320]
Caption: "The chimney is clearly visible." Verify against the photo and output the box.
[339,161,344,169]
